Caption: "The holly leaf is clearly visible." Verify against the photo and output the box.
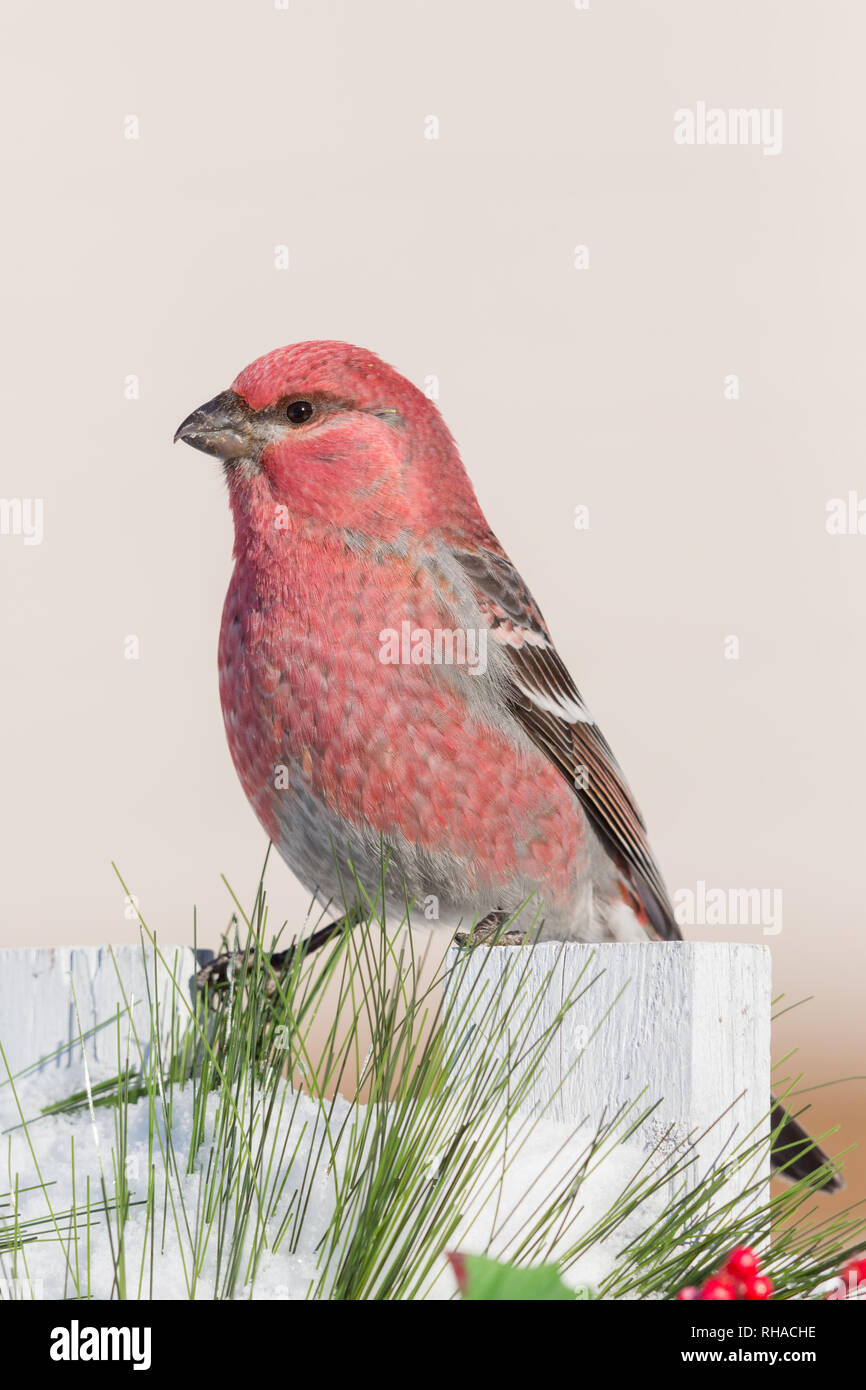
[447,1251,586,1301]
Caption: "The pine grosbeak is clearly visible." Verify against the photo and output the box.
[176,340,839,1190]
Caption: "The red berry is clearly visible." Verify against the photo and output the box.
[840,1257,866,1292]
[676,1286,701,1300]
[725,1246,760,1282]
[701,1276,736,1300]
[743,1275,774,1301]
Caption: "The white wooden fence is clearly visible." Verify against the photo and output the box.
[445,940,771,1198]
[0,945,207,1076]
[0,940,770,1198]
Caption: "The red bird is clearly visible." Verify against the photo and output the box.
[176,339,839,1189]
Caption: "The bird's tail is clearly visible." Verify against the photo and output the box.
[770,1097,843,1193]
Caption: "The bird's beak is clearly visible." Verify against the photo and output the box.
[174,390,255,461]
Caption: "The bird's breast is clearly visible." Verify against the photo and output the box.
[217,541,586,900]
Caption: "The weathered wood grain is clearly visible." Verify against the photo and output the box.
[0,945,209,1077]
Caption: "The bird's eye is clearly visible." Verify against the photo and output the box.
[286,400,315,425]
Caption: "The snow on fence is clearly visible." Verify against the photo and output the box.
[0,941,770,1197]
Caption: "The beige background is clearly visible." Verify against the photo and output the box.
[2,1,864,1202]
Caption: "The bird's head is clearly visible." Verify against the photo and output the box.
[175,340,485,549]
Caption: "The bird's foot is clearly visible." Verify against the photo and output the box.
[454,913,527,947]
[195,949,279,994]
[195,911,363,996]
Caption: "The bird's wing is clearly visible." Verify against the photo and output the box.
[454,544,680,940]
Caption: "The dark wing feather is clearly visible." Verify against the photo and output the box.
[455,546,680,940]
